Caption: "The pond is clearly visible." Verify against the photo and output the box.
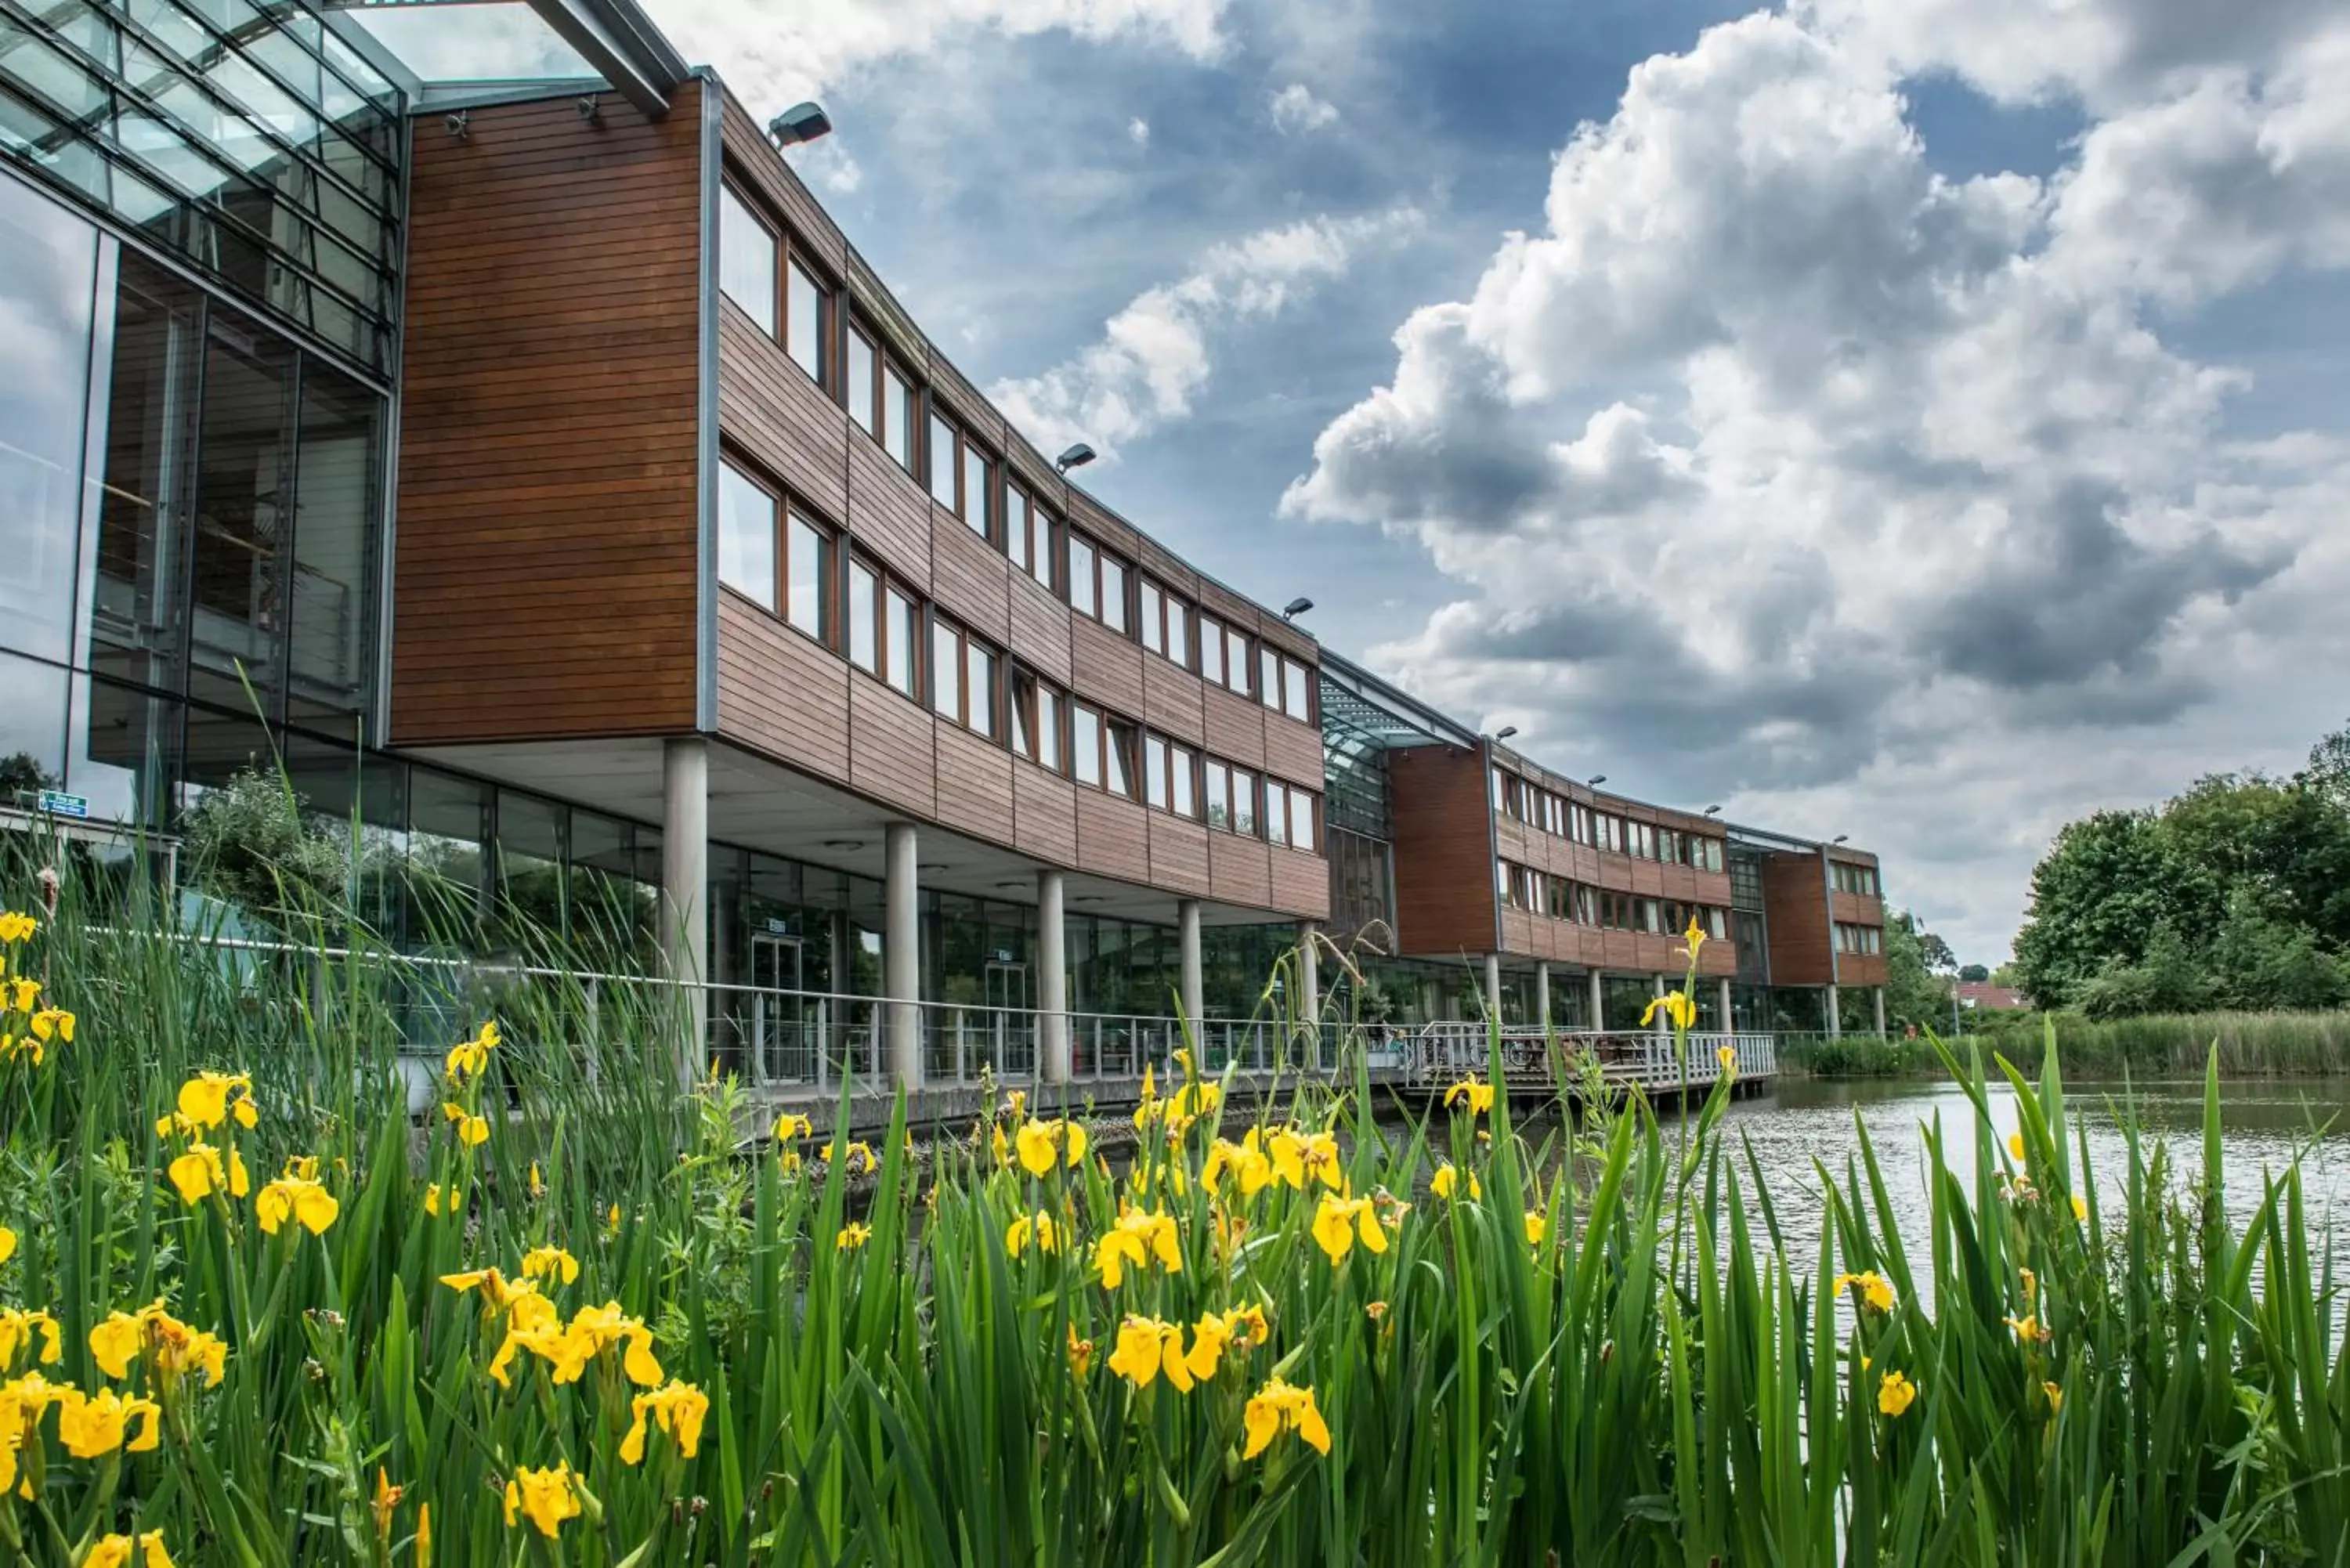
[1710,1075,2350,1301]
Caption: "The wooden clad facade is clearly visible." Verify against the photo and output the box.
[1386,744,1499,961]
[392,85,705,744]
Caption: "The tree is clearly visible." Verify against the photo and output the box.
[2306,717,2350,809]
[0,751,56,804]
[1917,930,1958,973]
[1958,963,1990,983]
[2010,811,2222,1009]
[1882,909,1954,1032]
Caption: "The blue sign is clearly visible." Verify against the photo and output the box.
[36,789,88,820]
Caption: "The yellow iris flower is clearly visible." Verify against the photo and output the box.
[1429,1162,1478,1201]
[0,912,37,943]
[174,1071,258,1132]
[1444,1078,1495,1115]
[1242,1377,1331,1458]
[620,1378,710,1464]
[821,1140,879,1174]
[1640,991,1697,1032]
[1202,1130,1275,1198]
[837,1223,872,1252]
[53,1386,162,1458]
[1006,1211,1060,1257]
[1832,1270,1896,1314]
[165,1142,251,1205]
[1268,1126,1342,1191]
[772,1112,812,1141]
[0,1308,60,1372]
[255,1159,339,1237]
[1014,1118,1088,1176]
[81,1531,172,1568]
[89,1301,225,1389]
[442,1103,490,1147]
[1093,1207,1182,1288]
[0,1224,11,1266]
[1877,1369,1917,1418]
[521,1245,580,1285]
[27,1006,71,1044]
[503,1461,581,1538]
[1524,1211,1547,1246]
[1311,1194,1389,1265]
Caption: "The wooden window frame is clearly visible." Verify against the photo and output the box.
[784,251,829,385]
[717,455,779,614]
[1010,668,1065,773]
[718,182,777,335]
[1198,613,1227,687]
[846,551,922,703]
[929,616,1000,739]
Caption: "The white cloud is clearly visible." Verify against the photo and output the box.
[646,0,1232,109]
[1129,116,1152,145]
[992,207,1423,459]
[1284,5,2350,960]
[1268,81,1340,134]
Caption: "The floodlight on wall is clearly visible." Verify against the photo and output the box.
[1832,834,1849,844]
[1494,726,1518,742]
[1054,443,1097,474]
[1705,804,1722,816]
[769,101,833,146]
[1282,597,1314,620]
[1589,775,1607,786]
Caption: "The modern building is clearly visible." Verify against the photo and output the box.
[0,0,1886,1084]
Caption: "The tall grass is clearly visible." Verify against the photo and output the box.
[1,872,2346,1564]
[1969,1010,2350,1077]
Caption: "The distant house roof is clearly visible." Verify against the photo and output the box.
[1956,982,2027,1010]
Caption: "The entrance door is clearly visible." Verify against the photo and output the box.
[750,934,806,1082]
[984,960,1030,1072]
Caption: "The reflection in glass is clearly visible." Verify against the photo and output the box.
[0,174,98,666]
[70,675,179,828]
[286,356,381,726]
[0,650,69,800]
[186,310,295,713]
[93,255,201,692]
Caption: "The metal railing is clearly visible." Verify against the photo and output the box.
[1406,1024,1778,1087]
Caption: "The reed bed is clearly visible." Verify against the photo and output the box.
[1,881,2345,1566]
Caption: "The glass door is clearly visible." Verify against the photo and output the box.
[750,933,806,1082]
[984,959,1030,1075]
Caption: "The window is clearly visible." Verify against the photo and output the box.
[848,561,877,673]
[1205,761,1231,829]
[1168,598,1188,670]
[1286,785,1316,851]
[718,461,776,612]
[1072,704,1101,786]
[1836,922,1884,956]
[931,619,998,736]
[1099,552,1128,633]
[786,511,828,638]
[1231,769,1258,836]
[1140,580,1164,656]
[962,440,992,540]
[1282,657,1311,722]
[1701,839,1726,873]
[882,363,914,471]
[1496,861,1512,904]
[885,587,917,697]
[1068,533,1097,616]
[847,330,876,437]
[718,186,776,334]
[1105,718,1137,797]
[786,257,826,381]
[1632,822,1656,860]
[927,412,958,509]
[1226,627,1253,695]
[1265,782,1289,847]
[1013,672,1064,770]
[1144,735,1169,809]
[1260,647,1280,713]
[1006,483,1033,574]
[1200,615,1226,685]
[1170,745,1196,817]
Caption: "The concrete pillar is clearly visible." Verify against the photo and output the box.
[1038,870,1069,1082]
[1177,899,1203,1034]
[660,738,708,1086]
[1718,977,1735,1035]
[1483,952,1502,1024]
[1653,972,1670,1033]
[1825,984,1842,1038]
[1535,961,1552,1031]
[884,822,921,1087]
[1296,921,1321,1068]
[1873,985,1887,1038]
[1587,969,1605,1031]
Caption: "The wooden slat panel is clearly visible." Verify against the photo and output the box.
[848,676,937,818]
[1063,488,1144,563]
[1135,535,1198,599]
[1148,814,1211,897]
[845,438,931,592]
[1007,575,1072,687]
[927,352,1007,450]
[1013,764,1079,865]
[719,306,851,518]
[1254,612,1316,663]
[1495,819,1531,868]
[1207,832,1272,908]
[1202,687,1265,769]
[1268,847,1331,919]
[1501,909,1535,955]
[1830,890,1882,926]
[1076,790,1150,883]
[1141,656,1206,746]
[1761,852,1832,986]
[1388,745,1496,960]
[715,593,850,782]
[392,86,701,746]
[933,721,1016,847]
[1068,616,1144,717]
[1262,713,1324,791]
[931,508,1011,645]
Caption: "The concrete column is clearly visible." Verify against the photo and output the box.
[1653,972,1670,1033]
[1038,870,1069,1082]
[1825,983,1842,1038]
[1177,898,1203,1033]
[1296,921,1321,1068]
[660,738,708,1086]
[1873,985,1887,1038]
[1483,952,1502,1024]
[884,822,922,1087]
[1535,961,1552,1031]
[1718,977,1735,1035]
[1587,969,1605,1031]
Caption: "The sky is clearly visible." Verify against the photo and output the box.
[602,0,2350,966]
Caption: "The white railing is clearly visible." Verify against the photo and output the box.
[1406,1025,1777,1088]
